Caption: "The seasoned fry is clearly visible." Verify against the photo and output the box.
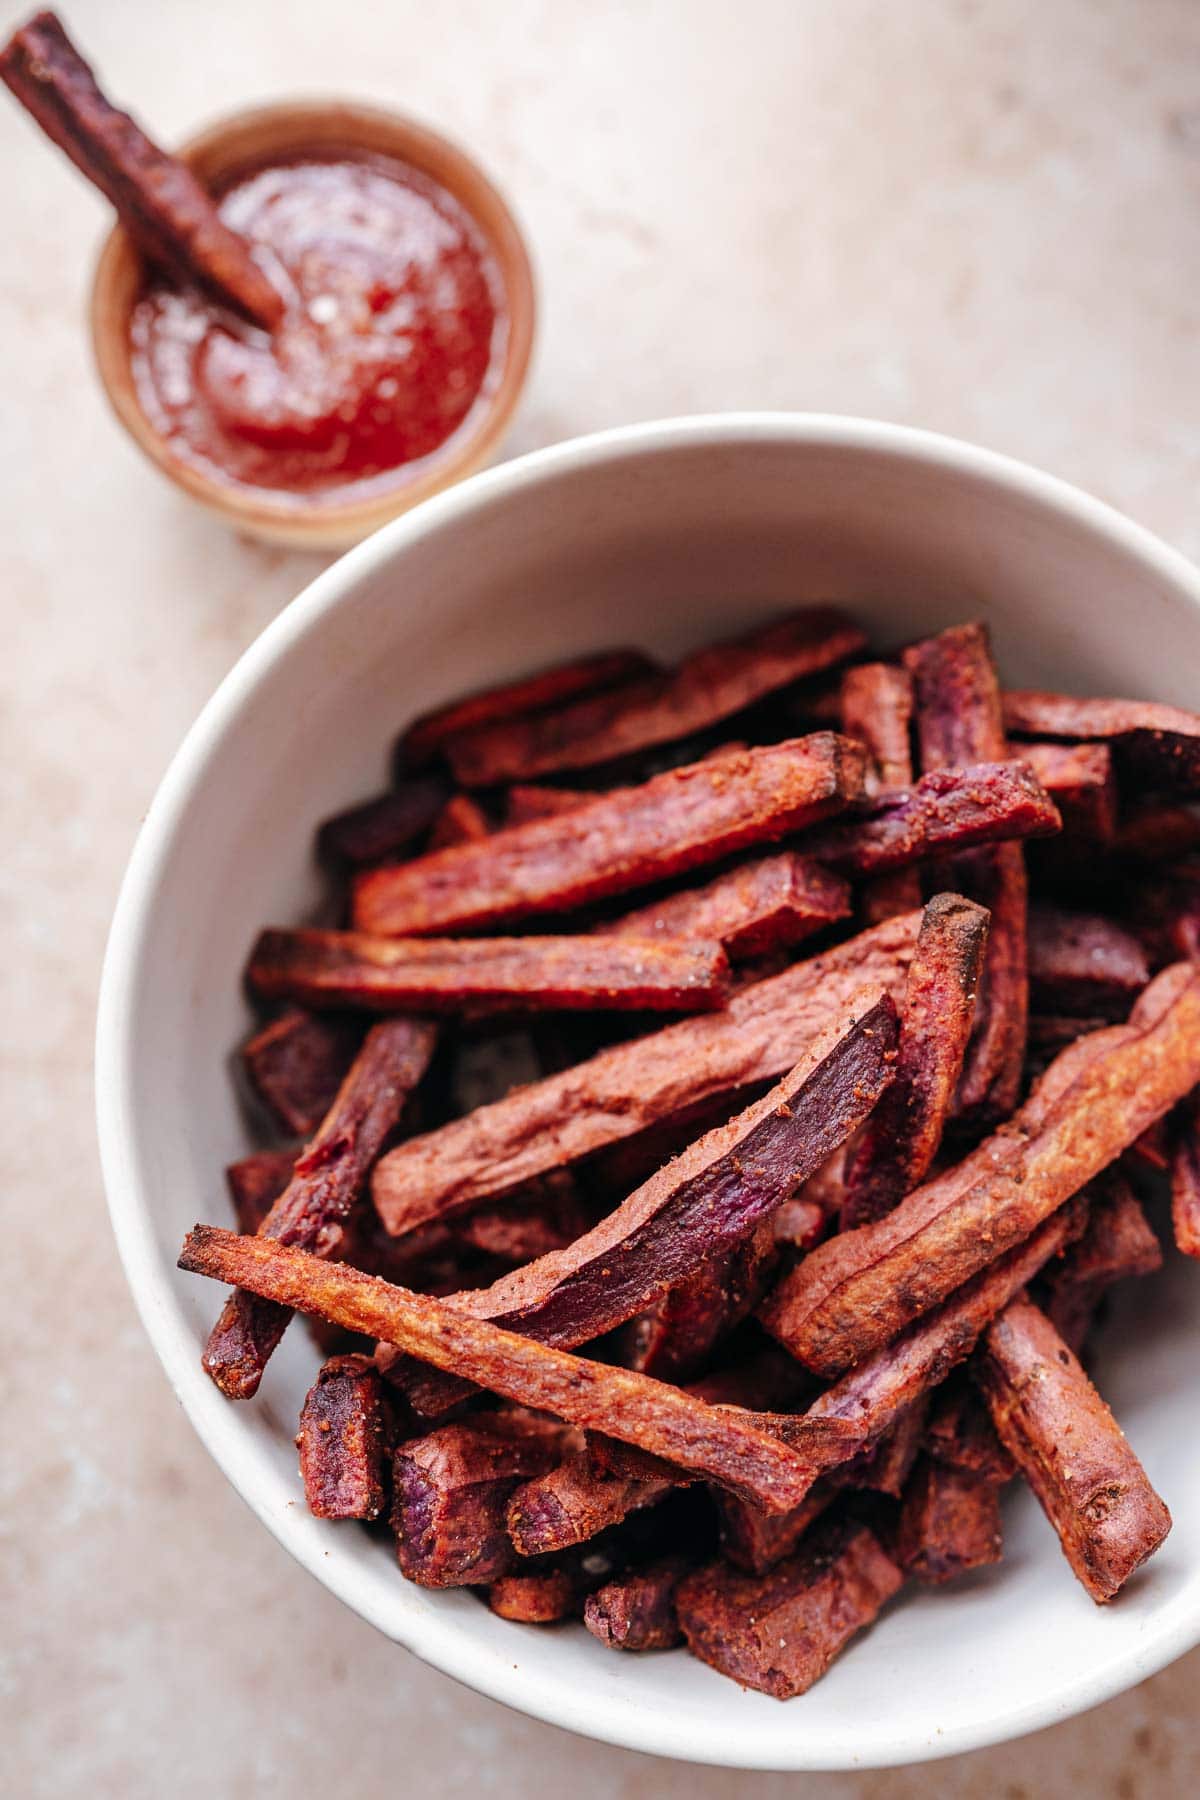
[1169,1088,1200,1258]
[897,1457,1004,1584]
[714,1480,839,1576]
[1028,904,1150,1018]
[583,1557,690,1650]
[296,1354,387,1520]
[436,995,897,1350]
[316,776,450,867]
[179,1229,839,1511]
[924,1375,1014,1484]
[841,893,989,1229]
[598,852,851,962]
[763,967,1200,1375]
[839,661,923,921]
[1021,742,1117,841]
[400,649,658,769]
[353,735,866,936]
[1003,690,1200,793]
[0,13,283,329]
[247,926,731,1014]
[392,1416,563,1586]
[622,1222,777,1383]
[1044,1176,1161,1353]
[676,1520,903,1700]
[446,609,866,785]
[241,1008,360,1137]
[372,912,919,1231]
[904,624,1029,1120]
[841,1396,930,1498]
[488,1569,579,1623]
[202,1017,438,1399]
[799,763,1059,877]
[507,1451,675,1556]
[427,794,491,849]
[977,1299,1171,1601]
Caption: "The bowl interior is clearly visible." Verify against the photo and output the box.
[97,418,1200,1771]
[90,101,535,550]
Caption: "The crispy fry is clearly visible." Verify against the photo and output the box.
[296,1354,387,1520]
[1021,742,1117,841]
[897,1457,1004,1584]
[583,1556,690,1651]
[392,1416,563,1587]
[977,1299,1171,1601]
[839,661,924,921]
[1169,1088,1200,1258]
[316,776,450,867]
[488,1569,579,1622]
[507,1452,675,1556]
[178,1229,839,1511]
[202,1017,438,1399]
[676,1520,903,1700]
[1003,690,1200,793]
[1044,1176,1162,1353]
[904,624,1029,1121]
[1028,904,1150,1018]
[622,1222,778,1383]
[446,609,866,785]
[371,913,919,1231]
[0,13,283,328]
[799,762,1059,877]
[715,1480,839,1576]
[763,967,1200,1376]
[353,735,866,936]
[247,926,731,1014]
[840,1396,930,1497]
[240,1008,361,1137]
[427,794,491,849]
[923,1375,1014,1484]
[400,650,658,769]
[598,852,851,961]
[841,893,989,1229]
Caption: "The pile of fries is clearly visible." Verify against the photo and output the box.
[180,612,1200,1698]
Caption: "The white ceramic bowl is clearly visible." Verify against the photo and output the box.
[96,414,1200,1771]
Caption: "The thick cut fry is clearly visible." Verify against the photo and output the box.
[400,649,658,769]
[584,1557,690,1651]
[427,794,491,849]
[247,926,731,1015]
[445,609,867,786]
[392,1416,563,1587]
[0,13,283,328]
[841,893,988,1229]
[488,1569,579,1623]
[1044,1177,1162,1353]
[622,1222,777,1384]
[241,1008,361,1137]
[503,784,590,825]
[353,735,866,937]
[1003,690,1200,793]
[977,1299,1171,1602]
[316,776,450,867]
[897,1457,1004,1584]
[715,1481,839,1576]
[904,624,1030,1121]
[839,661,923,920]
[799,763,1059,877]
[676,1520,903,1700]
[507,1452,675,1556]
[371,913,919,1231]
[759,1205,1084,1491]
[1021,742,1117,840]
[436,995,897,1351]
[1028,904,1150,1018]
[840,1397,930,1498]
[763,967,1200,1375]
[923,1375,1014,1484]
[178,1229,838,1512]
[1169,1089,1200,1258]
[296,1354,387,1520]
[202,1017,438,1399]
[598,852,851,962]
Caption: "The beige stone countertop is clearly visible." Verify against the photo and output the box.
[4,1,1199,1793]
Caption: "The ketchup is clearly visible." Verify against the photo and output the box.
[129,152,504,498]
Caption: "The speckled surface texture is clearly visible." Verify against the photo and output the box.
[3,0,1200,1792]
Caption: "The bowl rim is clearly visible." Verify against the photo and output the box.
[88,97,537,548]
[95,411,1200,1771]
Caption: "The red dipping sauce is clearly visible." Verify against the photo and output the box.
[129,152,505,499]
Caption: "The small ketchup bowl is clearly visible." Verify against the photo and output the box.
[90,101,535,549]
